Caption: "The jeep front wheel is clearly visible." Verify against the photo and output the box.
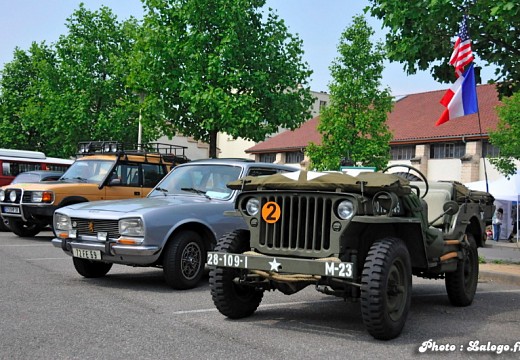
[210,230,264,319]
[7,218,45,237]
[163,230,205,290]
[73,257,112,278]
[445,233,478,306]
[361,237,412,340]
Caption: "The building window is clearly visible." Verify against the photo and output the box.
[319,100,327,110]
[482,140,500,158]
[390,145,416,160]
[259,153,276,163]
[285,151,304,164]
[430,142,466,159]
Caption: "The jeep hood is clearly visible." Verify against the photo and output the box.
[227,170,412,195]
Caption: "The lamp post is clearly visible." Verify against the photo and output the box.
[137,91,145,150]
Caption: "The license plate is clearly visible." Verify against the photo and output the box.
[72,248,101,260]
[2,206,20,214]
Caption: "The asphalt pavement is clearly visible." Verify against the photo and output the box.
[479,238,520,286]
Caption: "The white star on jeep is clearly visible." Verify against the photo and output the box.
[269,258,281,272]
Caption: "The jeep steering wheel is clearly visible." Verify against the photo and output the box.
[382,164,429,199]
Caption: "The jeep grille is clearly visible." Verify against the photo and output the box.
[254,194,335,257]
[71,218,120,239]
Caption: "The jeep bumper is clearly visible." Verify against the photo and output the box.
[207,251,355,280]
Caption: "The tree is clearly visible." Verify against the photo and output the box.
[488,92,520,177]
[132,0,314,158]
[0,43,58,153]
[368,0,519,97]
[306,15,393,171]
[49,5,142,157]
[0,4,142,158]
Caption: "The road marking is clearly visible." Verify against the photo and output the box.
[171,299,342,315]
[172,290,520,316]
[25,257,69,261]
[0,244,52,247]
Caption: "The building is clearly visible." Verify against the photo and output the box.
[245,84,509,183]
[216,90,329,159]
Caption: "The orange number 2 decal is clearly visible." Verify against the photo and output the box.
[261,201,281,224]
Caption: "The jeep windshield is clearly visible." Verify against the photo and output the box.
[148,164,242,200]
[60,160,115,184]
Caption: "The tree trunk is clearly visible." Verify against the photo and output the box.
[209,129,218,158]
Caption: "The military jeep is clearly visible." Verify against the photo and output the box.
[207,165,495,340]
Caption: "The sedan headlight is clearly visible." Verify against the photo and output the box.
[245,198,260,216]
[337,200,354,220]
[119,218,144,237]
[30,191,53,203]
[0,190,5,202]
[54,213,72,230]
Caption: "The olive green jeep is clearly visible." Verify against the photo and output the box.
[208,165,495,340]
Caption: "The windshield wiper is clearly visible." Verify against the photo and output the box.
[154,187,169,196]
[181,187,211,200]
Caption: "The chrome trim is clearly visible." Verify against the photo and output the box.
[51,238,160,256]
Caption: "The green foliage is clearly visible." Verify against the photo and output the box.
[306,15,393,171]
[368,0,520,97]
[488,92,520,177]
[0,5,141,157]
[132,0,314,157]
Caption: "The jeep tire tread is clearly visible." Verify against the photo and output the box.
[210,230,264,319]
[7,218,44,237]
[445,233,479,306]
[163,230,205,290]
[361,237,412,340]
[73,257,112,278]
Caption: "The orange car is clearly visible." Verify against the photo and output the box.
[0,141,187,237]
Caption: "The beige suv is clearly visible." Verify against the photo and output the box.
[0,141,187,237]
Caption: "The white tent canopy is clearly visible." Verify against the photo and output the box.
[465,173,520,202]
[466,173,520,241]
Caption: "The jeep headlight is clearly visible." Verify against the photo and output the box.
[31,191,53,203]
[9,190,17,202]
[119,218,144,237]
[0,189,5,202]
[337,200,354,220]
[245,198,260,216]
[54,213,72,230]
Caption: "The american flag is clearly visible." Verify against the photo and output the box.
[449,14,474,77]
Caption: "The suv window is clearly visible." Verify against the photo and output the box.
[143,163,167,187]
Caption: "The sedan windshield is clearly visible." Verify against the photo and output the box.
[148,164,242,200]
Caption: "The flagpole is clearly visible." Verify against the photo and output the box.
[476,103,489,192]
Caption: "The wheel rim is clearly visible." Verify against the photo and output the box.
[181,242,202,280]
[385,259,407,321]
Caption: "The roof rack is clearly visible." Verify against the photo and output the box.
[76,141,189,163]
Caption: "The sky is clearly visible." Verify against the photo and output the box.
[0,0,496,97]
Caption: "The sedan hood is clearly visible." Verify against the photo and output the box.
[62,194,218,214]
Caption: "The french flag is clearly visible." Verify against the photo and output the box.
[435,63,479,126]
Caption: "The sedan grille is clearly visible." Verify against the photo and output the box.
[71,218,120,239]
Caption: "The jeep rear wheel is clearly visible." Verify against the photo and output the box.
[210,230,263,319]
[73,257,112,278]
[163,230,205,290]
[7,218,45,237]
[361,237,412,340]
[445,233,478,306]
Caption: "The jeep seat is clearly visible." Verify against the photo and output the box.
[411,181,454,227]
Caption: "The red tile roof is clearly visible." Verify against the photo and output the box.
[247,84,501,153]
